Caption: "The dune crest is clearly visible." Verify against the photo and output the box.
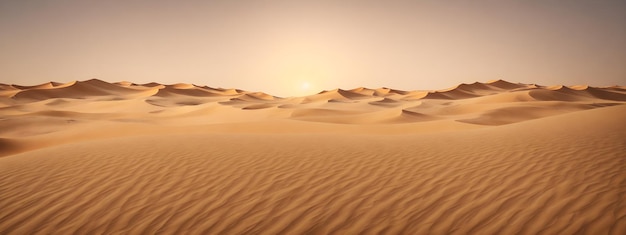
[0,79,624,125]
[486,79,526,89]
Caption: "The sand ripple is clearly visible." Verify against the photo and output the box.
[1,107,625,234]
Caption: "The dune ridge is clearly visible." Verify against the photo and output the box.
[0,79,625,234]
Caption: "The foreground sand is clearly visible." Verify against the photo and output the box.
[1,80,625,234]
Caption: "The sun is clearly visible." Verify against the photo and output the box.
[301,82,310,90]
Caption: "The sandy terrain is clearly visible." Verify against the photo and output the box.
[0,79,625,234]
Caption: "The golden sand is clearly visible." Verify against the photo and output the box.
[1,79,625,234]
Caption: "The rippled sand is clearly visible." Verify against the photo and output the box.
[1,80,625,234]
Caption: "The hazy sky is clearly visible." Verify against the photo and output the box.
[1,0,625,96]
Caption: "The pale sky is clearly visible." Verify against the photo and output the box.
[1,0,625,97]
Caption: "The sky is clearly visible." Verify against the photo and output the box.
[1,0,625,97]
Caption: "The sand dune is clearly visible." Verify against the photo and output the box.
[154,86,213,97]
[301,89,371,103]
[0,79,625,234]
[368,97,403,107]
[486,79,527,90]
[422,89,479,100]
[11,79,151,100]
[374,87,411,97]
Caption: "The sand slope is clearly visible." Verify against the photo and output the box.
[0,80,625,234]
[2,79,625,126]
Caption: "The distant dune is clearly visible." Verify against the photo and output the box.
[1,79,625,234]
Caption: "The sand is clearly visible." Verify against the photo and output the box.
[1,79,625,234]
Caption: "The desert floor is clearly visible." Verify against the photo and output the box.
[1,79,625,234]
